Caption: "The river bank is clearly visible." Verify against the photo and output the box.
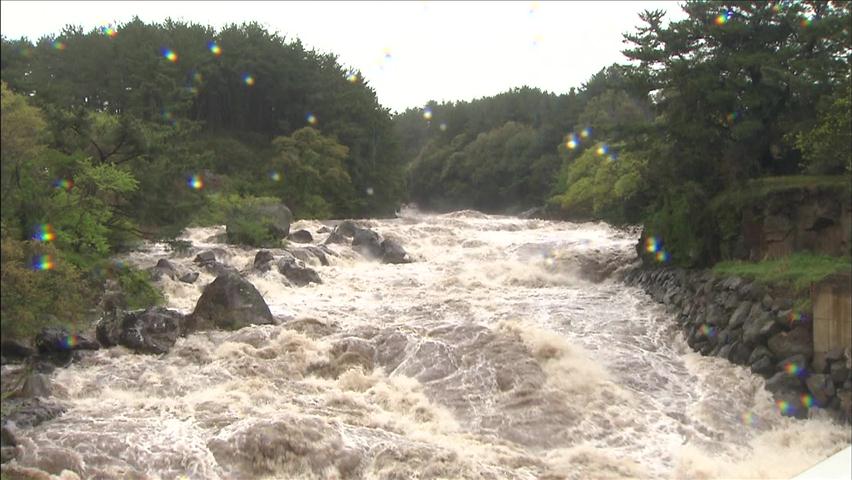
[624,266,852,424]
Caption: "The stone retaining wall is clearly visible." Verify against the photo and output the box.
[625,267,852,423]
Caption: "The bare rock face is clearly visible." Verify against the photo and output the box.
[277,259,322,286]
[97,307,185,354]
[186,273,274,333]
[288,229,313,244]
[767,325,814,361]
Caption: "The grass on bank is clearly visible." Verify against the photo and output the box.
[712,252,851,293]
[711,175,851,210]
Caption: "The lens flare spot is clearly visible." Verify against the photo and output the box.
[580,127,591,139]
[32,224,56,242]
[99,25,118,38]
[187,175,203,190]
[700,324,717,339]
[596,144,609,156]
[645,236,661,253]
[346,71,358,83]
[52,40,66,51]
[383,48,392,60]
[62,334,79,349]
[161,48,178,63]
[366,187,374,196]
[242,73,255,86]
[439,122,448,132]
[800,393,814,409]
[776,399,795,416]
[783,361,807,378]
[269,171,281,182]
[306,113,318,125]
[529,1,539,14]
[161,109,175,125]
[31,255,55,271]
[207,41,222,56]
[423,107,433,120]
[740,411,758,426]
[715,11,733,25]
[725,112,740,125]
[800,18,813,27]
[53,178,74,191]
[655,251,670,263]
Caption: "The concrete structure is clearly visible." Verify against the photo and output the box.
[812,272,852,371]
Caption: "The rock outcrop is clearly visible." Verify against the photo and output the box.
[186,273,274,332]
[97,307,185,354]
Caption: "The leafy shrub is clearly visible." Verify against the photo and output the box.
[0,235,93,340]
[225,217,281,248]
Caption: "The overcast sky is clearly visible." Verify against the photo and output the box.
[0,1,685,112]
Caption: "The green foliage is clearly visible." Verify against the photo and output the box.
[225,217,281,248]
[713,253,851,293]
[0,235,93,339]
[644,183,713,267]
[192,193,280,226]
[399,87,580,212]
[115,264,164,309]
[269,127,354,218]
[794,89,852,174]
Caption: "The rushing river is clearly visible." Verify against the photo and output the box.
[4,209,850,479]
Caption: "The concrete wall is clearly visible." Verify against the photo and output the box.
[813,273,852,370]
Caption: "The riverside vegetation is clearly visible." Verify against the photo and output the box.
[1,1,850,414]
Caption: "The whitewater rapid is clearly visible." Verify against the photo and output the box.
[3,209,850,479]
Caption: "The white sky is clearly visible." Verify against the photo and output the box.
[0,1,686,113]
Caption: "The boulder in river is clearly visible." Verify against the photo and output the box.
[352,228,383,258]
[149,258,178,281]
[288,229,313,243]
[277,258,322,286]
[97,307,185,354]
[34,327,99,355]
[381,238,412,264]
[194,250,217,266]
[186,272,274,332]
[179,271,199,284]
[0,340,35,364]
[253,250,275,272]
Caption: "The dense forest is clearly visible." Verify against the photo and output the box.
[397,1,850,263]
[1,1,850,339]
[1,19,406,337]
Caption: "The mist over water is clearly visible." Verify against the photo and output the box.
[4,209,849,479]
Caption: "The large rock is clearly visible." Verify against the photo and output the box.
[194,250,217,266]
[97,307,185,354]
[768,325,813,361]
[253,250,275,272]
[34,327,99,355]
[288,229,313,244]
[352,228,383,258]
[381,239,412,264]
[149,259,178,281]
[742,310,778,345]
[277,259,322,286]
[186,273,274,332]
[0,340,34,364]
[179,271,199,284]
[728,301,752,330]
[765,371,803,393]
[335,221,360,238]
[805,374,835,407]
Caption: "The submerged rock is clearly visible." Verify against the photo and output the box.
[97,307,185,354]
[34,328,99,355]
[288,229,313,243]
[277,258,322,286]
[179,271,199,284]
[254,250,275,272]
[381,238,411,264]
[186,272,274,332]
[352,228,383,258]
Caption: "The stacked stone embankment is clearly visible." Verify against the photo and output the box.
[625,267,852,423]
